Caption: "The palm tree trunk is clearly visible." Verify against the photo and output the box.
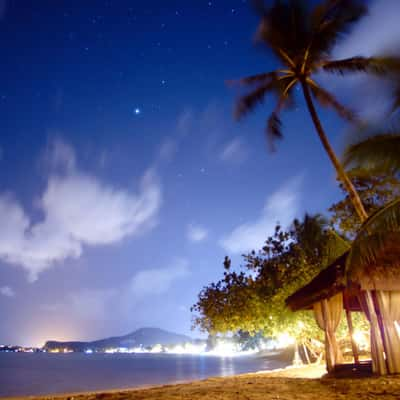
[301,82,368,222]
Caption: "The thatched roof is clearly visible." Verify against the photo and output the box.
[286,234,400,312]
[347,235,400,291]
[285,253,348,312]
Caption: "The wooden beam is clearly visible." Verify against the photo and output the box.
[343,291,359,364]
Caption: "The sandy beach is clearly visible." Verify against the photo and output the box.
[4,364,400,400]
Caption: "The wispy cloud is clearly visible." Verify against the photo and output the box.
[177,108,195,137]
[0,286,15,297]
[324,0,400,120]
[158,137,178,163]
[42,259,190,320]
[220,177,302,254]
[220,137,248,164]
[128,258,190,300]
[187,224,208,243]
[333,0,400,59]
[0,141,162,281]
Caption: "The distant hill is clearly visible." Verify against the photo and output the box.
[44,328,193,352]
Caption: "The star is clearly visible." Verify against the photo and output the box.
[134,108,141,115]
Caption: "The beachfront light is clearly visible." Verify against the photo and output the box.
[208,341,239,357]
[166,343,207,355]
[352,330,369,350]
[276,333,295,348]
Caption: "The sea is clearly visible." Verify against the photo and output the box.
[0,352,288,397]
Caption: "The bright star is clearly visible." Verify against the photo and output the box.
[134,108,141,115]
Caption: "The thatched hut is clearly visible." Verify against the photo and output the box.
[286,250,400,375]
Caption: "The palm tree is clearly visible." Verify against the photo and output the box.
[342,100,400,281]
[233,0,399,223]
[344,132,400,173]
[346,197,400,281]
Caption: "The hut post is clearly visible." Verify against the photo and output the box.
[343,291,359,364]
[365,290,387,375]
[321,299,335,372]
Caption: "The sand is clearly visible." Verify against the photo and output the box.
[4,365,400,400]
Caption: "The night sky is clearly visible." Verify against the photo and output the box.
[1,0,399,347]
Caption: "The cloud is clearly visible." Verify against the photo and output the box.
[0,142,162,281]
[128,259,190,300]
[177,109,195,137]
[333,0,400,59]
[220,137,248,164]
[0,286,15,297]
[44,138,76,172]
[187,224,208,243]
[65,288,117,320]
[323,0,400,120]
[158,138,178,163]
[220,177,302,254]
[43,259,190,322]
[41,287,117,321]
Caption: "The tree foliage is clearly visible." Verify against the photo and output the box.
[329,168,400,237]
[346,197,400,282]
[191,214,349,341]
[344,133,400,174]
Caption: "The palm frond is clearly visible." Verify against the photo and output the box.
[308,81,356,122]
[267,111,283,149]
[322,56,400,76]
[255,0,309,66]
[310,0,367,58]
[346,198,400,280]
[235,74,296,120]
[235,82,274,120]
[228,71,278,87]
[391,83,400,114]
[343,133,400,173]
[263,75,299,150]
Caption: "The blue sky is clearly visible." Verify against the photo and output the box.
[0,0,399,346]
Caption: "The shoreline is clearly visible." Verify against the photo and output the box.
[1,364,324,400]
[3,364,400,400]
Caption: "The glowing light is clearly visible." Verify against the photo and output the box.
[149,344,163,353]
[352,330,369,350]
[134,107,141,115]
[206,340,257,357]
[276,333,296,349]
[165,343,207,355]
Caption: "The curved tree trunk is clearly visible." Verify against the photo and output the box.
[301,82,368,222]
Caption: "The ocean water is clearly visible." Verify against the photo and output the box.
[0,352,287,397]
